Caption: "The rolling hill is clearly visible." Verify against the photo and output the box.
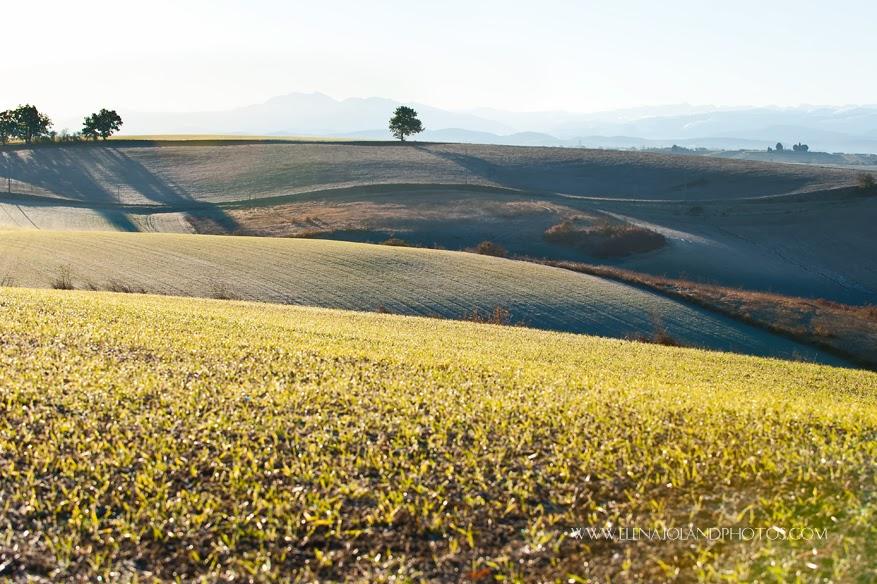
[1,287,875,581]
[1,140,873,304]
[0,140,856,205]
[0,230,838,363]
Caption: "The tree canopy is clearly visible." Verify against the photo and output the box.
[388,106,424,141]
[0,110,16,145]
[83,109,123,141]
[0,105,53,144]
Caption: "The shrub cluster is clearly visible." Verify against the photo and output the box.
[469,240,508,257]
[544,219,666,258]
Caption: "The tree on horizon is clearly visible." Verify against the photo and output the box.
[83,109,123,141]
[7,105,52,144]
[0,110,16,145]
[388,106,424,142]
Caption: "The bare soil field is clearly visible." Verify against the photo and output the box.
[0,230,843,363]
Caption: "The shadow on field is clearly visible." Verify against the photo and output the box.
[411,143,820,200]
[2,147,240,233]
[2,149,139,231]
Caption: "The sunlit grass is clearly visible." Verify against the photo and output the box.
[0,288,875,581]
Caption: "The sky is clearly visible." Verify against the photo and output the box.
[2,0,876,117]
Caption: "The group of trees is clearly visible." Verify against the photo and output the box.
[0,105,123,145]
[0,105,51,145]
[4,103,420,143]
[769,142,810,153]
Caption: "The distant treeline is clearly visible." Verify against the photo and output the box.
[663,142,813,154]
[769,142,810,152]
[0,105,123,145]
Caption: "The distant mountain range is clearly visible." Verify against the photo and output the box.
[100,92,877,154]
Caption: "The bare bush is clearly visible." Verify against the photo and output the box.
[50,266,74,290]
[627,315,684,347]
[469,241,508,258]
[209,282,239,300]
[463,306,514,326]
[106,280,148,294]
[381,237,411,247]
[857,173,876,191]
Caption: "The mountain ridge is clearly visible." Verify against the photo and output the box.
[80,92,877,153]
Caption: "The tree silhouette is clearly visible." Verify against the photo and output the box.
[388,106,424,141]
[83,109,123,141]
[10,105,52,144]
[0,110,15,145]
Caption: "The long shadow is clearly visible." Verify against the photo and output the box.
[100,148,240,232]
[411,143,507,188]
[411,143,821,200]
[2,149,139,231]
[2,146,240,233]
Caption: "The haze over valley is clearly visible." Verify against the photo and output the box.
[92,93,877,154]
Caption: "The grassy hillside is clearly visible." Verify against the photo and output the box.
[547,259,877,369]
[0,230,840,362]
[0,288,875,581]
[0,141,856,206]
[1,141,872,303]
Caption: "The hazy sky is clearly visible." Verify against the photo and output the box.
[3,0,875,116]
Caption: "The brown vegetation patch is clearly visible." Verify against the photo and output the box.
[544,219,666,258]
[543,260,877,369]
[462,306,515,326]
[380,237,411,247]
[468,240,508,257]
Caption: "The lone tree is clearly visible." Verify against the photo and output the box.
[389,106,424,141]
[775,142,784,152]
[83,109,123,141]
[10,105,52,144]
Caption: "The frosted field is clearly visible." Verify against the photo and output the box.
[0,230,841,363]
[0,141,856,206]
[0,140,872,304]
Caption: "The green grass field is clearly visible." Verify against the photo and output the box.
[1,288,875,581]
